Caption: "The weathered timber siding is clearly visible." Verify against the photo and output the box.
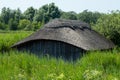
[16,40,84,61]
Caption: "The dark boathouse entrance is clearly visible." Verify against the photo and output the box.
[16,40,84,61]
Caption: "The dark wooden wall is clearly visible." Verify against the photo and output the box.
[16,40,85,61]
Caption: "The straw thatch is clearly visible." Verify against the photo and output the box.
[12,19,114,50]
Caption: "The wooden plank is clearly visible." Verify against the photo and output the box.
[17,40,84,61]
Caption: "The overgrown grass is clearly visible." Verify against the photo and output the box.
[77,50,120,80]
[0,51,120,80]
[0,31,120,80]
[0,31,32,52]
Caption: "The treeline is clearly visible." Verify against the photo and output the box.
[0,3,120,46]
[0,3,102,31]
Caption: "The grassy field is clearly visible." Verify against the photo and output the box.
[0,31,120,80]
[0,31,32,52]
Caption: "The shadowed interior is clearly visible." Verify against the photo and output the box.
[16,40,84,61]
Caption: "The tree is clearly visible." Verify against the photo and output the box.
[92,11,120,46]
[14,8,22,22]
[77,10,102,24]
[0,7,10,24]
[0,22,7,30]
[9,19,18,30]
[24,23,32,31]
[24,7,35,21]
[48,3,61,19]
[9,9,22,29]
[18,19,31,30]
[32,21,42,31]
[33,10,44,22]
[60,11,77,20]
[34,3,61,23]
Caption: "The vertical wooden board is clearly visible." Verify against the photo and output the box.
[16,40,84,61]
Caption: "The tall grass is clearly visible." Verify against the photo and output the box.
[0,31,32,52]
[0,51,120,80]
[77,51,120,80]
[0,31,120,80]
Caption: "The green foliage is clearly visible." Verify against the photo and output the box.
[0,2,120,49]
[32,21,42,31]
[92,11,120,46]
[0,50,120,80]
[0,22,7,30]
[78,50,120,80]
[8,19,18,30]
[18,19,42,31]
[48,3,61,19]
[14,8,22,22]
[0,31,32,52]
[0,7,10,24]
[0,7,22,30]
[24,7,35,21]
[0,8,22,24]
[78,10,102,24]
[34,3,61,23]
[60,11,77,20]
[18,19,31,30]
[0,32,120,79]
[0,3,62,30]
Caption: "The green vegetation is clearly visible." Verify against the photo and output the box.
[1,3,120,46]
[0,50,120,80]
[0,3,120,80]
[0,30,120,80]
[0,31,32,52]
[0,3,107,31]
[92,11,120,46]
[0,3,61,31]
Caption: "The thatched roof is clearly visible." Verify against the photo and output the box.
[12,19,115,50]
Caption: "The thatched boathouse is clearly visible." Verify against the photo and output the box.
[12,19,114,60]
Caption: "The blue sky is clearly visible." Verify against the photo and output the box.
[0,0,120,13]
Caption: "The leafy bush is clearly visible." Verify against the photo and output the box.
[77,10,102,24]
[0,22,7,30]
[92,11,120,46]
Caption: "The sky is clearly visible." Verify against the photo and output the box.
[0,0,120,13]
